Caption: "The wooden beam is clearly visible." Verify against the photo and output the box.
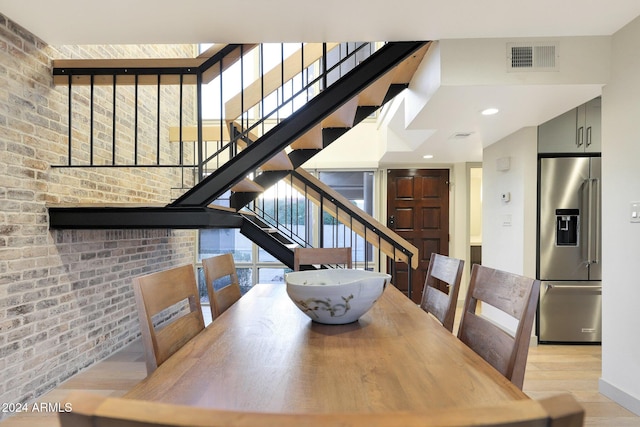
[53,44,258,86]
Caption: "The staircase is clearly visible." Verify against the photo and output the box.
[48,41,428,290]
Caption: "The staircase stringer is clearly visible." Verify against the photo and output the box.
[170,42,429,208]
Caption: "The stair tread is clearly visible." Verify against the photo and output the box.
[321,97,359,128]
[260,150,293,171]
[290,124,323,149]
[358,72,395,106]
[390,43,431,84]
[231,179,264,193]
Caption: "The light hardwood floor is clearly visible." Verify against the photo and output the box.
[1,322,639,426]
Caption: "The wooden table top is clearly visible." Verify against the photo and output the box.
[125,283,527,413]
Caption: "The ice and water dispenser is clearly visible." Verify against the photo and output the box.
[555,209,579,246]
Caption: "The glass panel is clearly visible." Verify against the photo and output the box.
[236,268,253,294]
[198,228,252,263]
[196,267,210,303]
[197,266,253,299]
[258,248,277,263]
[258,268,288,284]
[318,171,375,263]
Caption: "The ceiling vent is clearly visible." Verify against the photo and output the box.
[507,42,558,72]
[449,132,474,140]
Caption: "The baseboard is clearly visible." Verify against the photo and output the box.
[599,378,640,416]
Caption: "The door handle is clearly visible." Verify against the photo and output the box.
[388,215,395,229]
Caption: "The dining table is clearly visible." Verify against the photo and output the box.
[124,282,528,413]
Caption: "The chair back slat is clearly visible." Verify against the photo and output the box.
[420,253,464,332]
[293,247,352,271]
[202,254,242,320]
[133,264,205,374]
[457,264,540,389]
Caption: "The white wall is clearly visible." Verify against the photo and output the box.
[481,127,538,333]
[482,127,537,278]
[301,121,384,169]
[599,15,640,415]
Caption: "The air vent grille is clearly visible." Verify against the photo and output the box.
[507,42,558,72]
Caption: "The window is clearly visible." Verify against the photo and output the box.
[318,171,375,263]
[197,170,376,294]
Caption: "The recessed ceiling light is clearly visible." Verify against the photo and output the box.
[423,154,434,159]
[481,108,499,116]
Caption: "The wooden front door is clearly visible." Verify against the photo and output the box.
[387,169,450,303]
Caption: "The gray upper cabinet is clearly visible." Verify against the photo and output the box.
[538,97,601,153]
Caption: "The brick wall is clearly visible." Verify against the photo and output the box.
[0,14,200,417]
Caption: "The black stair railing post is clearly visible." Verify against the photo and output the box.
[196,69,204,182]
[90,74,94,166]
[322,43,327,91]
[319,195,324,248]
[112,74,117,166]
[156,74,161,165]
[218,57,224,171]
[178,73,184,168]
[134,74,139,165]
[67,74,72,165]
[172,42,427,207]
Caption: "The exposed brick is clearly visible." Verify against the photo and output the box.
[0,15,197,419]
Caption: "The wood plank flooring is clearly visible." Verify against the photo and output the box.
[1,328,639,426]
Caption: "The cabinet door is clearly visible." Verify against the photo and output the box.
[538,108,578,153]
[584,97,601,153]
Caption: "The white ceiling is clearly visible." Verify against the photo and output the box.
[2,0,640,164]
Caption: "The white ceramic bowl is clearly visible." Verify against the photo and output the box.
[285,269,391,325]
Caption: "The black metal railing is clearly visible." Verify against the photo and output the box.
[51,41,421,290]
[245,169,416,283]
[52,43,379,188]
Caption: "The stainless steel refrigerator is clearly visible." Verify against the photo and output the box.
[537,156,601,343]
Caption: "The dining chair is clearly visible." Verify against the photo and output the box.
[420,253,465,332]
[132,264,205,375]
[293,247,352,271]
[202,253,242,321]
[59,391,584,427]
[457,264,541,390]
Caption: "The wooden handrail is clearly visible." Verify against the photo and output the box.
[290,168,419,269]
[224,43,340,122]
[52,44,257,85]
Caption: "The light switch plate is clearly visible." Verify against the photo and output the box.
[631,202,640,223]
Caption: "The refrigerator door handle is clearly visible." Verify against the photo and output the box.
[588,177,600,265]
[547,283,602,291]
[580,178,590,265]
